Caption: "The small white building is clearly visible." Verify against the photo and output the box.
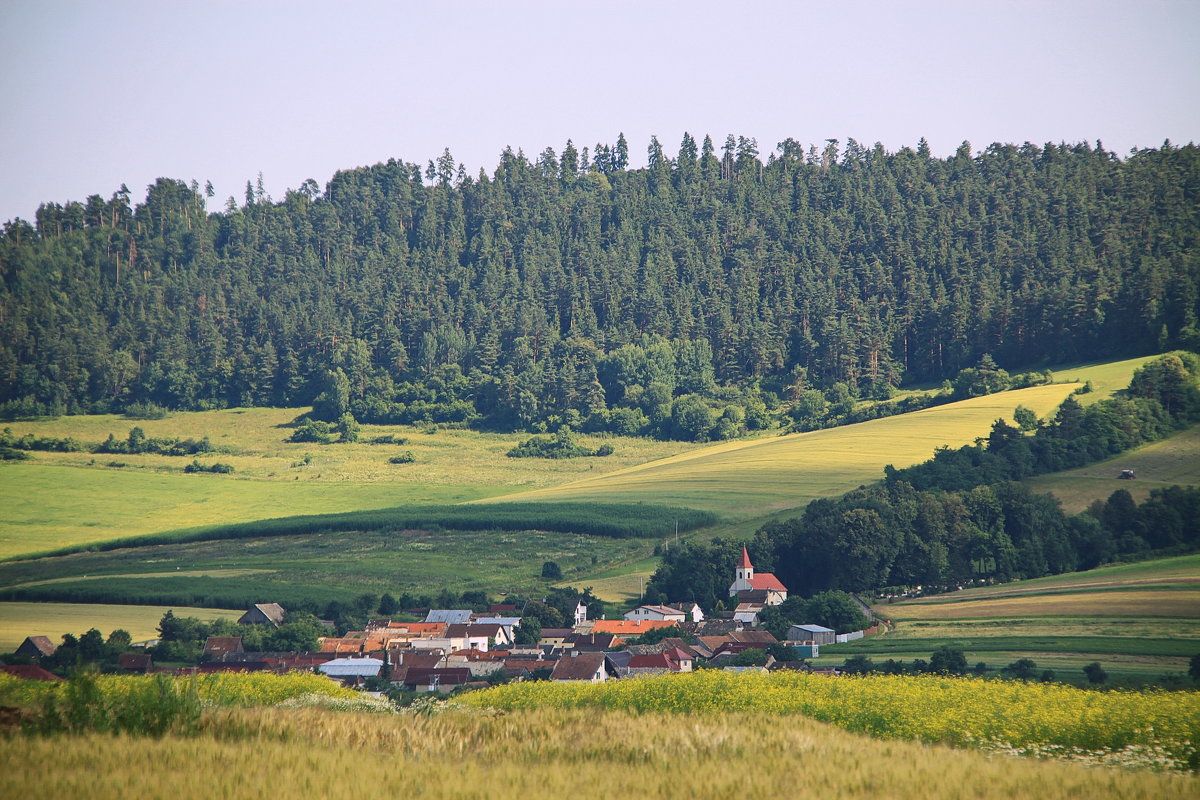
[728,547,788,605]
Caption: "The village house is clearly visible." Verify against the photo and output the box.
[728,546,787,605]
[549,651,609,682]
[623,604,686,623]
[668,602,704,623]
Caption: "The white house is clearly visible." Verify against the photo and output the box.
[728,546,788,605]
[623,604,686,623]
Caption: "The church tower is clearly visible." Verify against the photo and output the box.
[735,545,754,584]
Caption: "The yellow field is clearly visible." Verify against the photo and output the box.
[500,383,1080,518]
[0,602,241,650]
[2,706,1195,799]
[1026,424,1200,513]
[885,590,1200,621]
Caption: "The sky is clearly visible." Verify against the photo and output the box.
[1,0,1198,223]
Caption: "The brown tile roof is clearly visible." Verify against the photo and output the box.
[203,636,244,656]
[731,630,778,644]
[403,667,471,686]
[17,636,58,658]
[0,664,63,681]
[118,653,153,671]
[549,652,607,681]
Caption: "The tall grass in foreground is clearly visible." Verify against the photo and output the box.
[2,707,1196,800]
[461,671,1200,771]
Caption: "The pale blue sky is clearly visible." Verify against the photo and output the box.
[2,0,1197,223]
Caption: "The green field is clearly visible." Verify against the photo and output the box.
[1025,425,1200,513]
[503,383,1080,518]
[0,406,698,559]
[813,555,1200,685]
[0,602,240,651]
[0,522,663,612]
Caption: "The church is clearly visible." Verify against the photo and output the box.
[728,546,788,606]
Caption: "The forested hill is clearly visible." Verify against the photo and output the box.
[2,136,1198,430]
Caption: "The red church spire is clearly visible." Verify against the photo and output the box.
[737,545,753,569]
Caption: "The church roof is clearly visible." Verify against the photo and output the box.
[737,546,753,569]
[748,572,787,592]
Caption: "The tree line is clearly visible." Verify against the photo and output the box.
[2,135,1197,439]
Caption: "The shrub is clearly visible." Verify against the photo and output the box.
[123,401,171,420]
[388,451,416,464]
[288,419,334,443]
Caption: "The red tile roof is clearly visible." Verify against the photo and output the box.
[748,572,787,592]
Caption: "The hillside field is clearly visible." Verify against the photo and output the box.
[0,601,240,651]
[1024,424,1200,513]
[507,382,1081,517]
[816,555,1200,686]
[0,407,697,559]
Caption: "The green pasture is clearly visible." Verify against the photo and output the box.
[500,383,1081,518]
[0,406,698,559]
[835,554,1200,686]
[1024,425,1200,513]
[0,463,506,560]
[0,527,653,610]
[893,554,1200,604]
[0,602,240,652]
[1046,354,1161,406]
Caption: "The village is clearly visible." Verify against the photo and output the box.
[4,547,879,692]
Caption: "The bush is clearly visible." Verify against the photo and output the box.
[541,561,563,580]
[183,460,234,474]
[288,419,334,444]
[388,451,416,464]
[123,401,170,420]
[508,428,594,459]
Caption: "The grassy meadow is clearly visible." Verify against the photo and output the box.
[0,406,699,559]
[0,526,656,612]
[1025,424,1200,513]
[0,602,240,651]
[814,555,1200,685]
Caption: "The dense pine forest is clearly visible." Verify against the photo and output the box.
[2,135,1198,436]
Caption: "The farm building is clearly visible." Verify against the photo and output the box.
[238,603,285,627]
[203,636,244,660]
[424,609,473,625]
[318,657,383,681]
[15,636,57,660]
[787,624,835,646]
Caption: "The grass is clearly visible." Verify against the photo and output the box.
[1024,425,1200,513]
[496,383,1082,519]
[0,462,505,560]
[0,527,657,610]
[828,555,1200,686]
[0,602,240,651]
[882,590,1200,620]
[1046,355,1163,406]
[2,705,1197,798]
